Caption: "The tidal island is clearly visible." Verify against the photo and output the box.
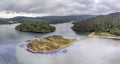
[15,21,56,33]
[25,35,76,53]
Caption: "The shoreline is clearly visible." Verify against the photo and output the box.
[18,42,76,54]
[89,34,120,40]
[18,35,76,54]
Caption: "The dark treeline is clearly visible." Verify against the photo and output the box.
[0,18,10,24]
[0,15,94,24]
[72,12,120,35]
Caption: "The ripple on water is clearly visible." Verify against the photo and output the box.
[1,22,120,64]
[0,45,19,64]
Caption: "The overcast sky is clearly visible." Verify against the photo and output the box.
[0,0,120,18]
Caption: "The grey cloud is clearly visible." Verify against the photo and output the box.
[99,0,120,12]
[0,0,119,16]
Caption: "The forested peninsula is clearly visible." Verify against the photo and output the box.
[72,12,120,39]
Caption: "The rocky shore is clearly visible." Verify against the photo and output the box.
[19,35,76,54]
[89,32,120,40]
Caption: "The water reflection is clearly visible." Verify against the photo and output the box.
[0,24,47,64]
[0,22,120,64]
[0,45,19,64]
[17,37,120,64]
[17,22,120,64]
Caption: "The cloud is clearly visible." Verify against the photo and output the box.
[0,0,119,18]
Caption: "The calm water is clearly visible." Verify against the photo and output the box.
[0,23,47,64]
[0,22,120,64]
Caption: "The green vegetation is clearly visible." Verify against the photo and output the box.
[89,32,120,40]
[72,12,120,36]
[74,31,91,36]
[10,15,94,24]
[15,21,56,33]
[27,35,76,52]
[0,20,10,24]
[0,15,95,24]
[89,32,116,36]
[20,19,70,24]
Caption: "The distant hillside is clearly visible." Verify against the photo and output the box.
[72,12,120,36]
[0,15,95,24]
[0,18,10,24]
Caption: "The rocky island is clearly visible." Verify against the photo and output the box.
[72,12,120,39]
[25,35,76,53]
[15,21,56,33]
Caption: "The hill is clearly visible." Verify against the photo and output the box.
[0,15,95,24]
[72,12,120,36]
[0,18,10,24]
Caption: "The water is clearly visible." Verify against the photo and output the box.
[0,24,47,64]
[0,22,120,64]
[0,24,46,44]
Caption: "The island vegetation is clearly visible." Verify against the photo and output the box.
[15,21,56,33]
[72,12,120,39]
[26,35,76,53]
